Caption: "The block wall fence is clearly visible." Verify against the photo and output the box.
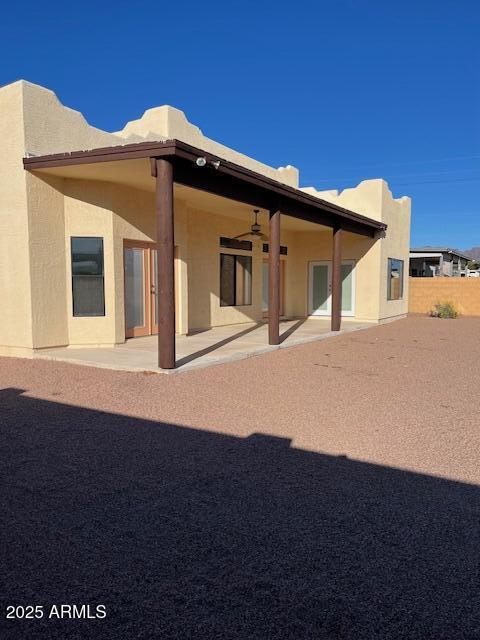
[408,278,480,316]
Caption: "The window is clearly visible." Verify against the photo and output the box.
[262,243,288,255]
[71,237,105,316]
[387,258,404,300]
[220,237,252,251]
[220,254,252,306]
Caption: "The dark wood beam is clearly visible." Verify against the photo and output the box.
[155,158,176,369]
[173,162,274,211]
[268,210,281,345]
[174,161,378,238]
[23,139,387,238]
[331,226,343,331]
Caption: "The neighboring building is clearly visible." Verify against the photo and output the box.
[409,247,470,278]
[0,80,411,369]
[464,246,480,262]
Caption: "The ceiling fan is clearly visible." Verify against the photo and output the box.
[233,209,268,241]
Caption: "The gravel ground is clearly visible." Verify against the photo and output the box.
[1,315,479,639]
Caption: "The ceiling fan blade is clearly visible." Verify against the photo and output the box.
[260,234,269,241]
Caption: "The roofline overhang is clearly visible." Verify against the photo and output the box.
[23,139,387,238]
[410,248,470,261]
[410,252,443,258]
[447,250,470,261]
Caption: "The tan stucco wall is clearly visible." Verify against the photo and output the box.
[186,207,268,330]
[20,79,298,186]
[303,180,411,322]
[0,80,127,354]
[378,182,411,320]
[285,229,377,321]
[116,105,299,188]
[63,180,117,346]
[27,172,69,348]
[0,82,33,355]
[0,79,302,352]
[0,79,411,355]
[20,185,408,348]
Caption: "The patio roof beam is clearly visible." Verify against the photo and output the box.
[172,153,383,237]
[24,139,386,238]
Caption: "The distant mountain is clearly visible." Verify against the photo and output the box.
[464,247,480,261]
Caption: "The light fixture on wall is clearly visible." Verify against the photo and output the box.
[195,157,207,167]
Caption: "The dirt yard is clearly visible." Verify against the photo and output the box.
[1,316,479,638]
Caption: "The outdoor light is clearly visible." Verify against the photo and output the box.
[195,156,207,167]
[211,160,221,170]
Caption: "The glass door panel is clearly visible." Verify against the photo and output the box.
[309,262,331,315]
[341,262,355,315]
[150,249,158,333]
[342,263,353,314]
[124,247,149,337]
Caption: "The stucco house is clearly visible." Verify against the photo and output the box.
[0,80,411,369]
[409,247,470,277]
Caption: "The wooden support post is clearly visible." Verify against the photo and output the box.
[331,225,342,331]
[154,158,175,369]
[269,209,281,345]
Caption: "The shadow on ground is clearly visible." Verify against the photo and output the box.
[1,387,479,639]
[176,322,262,367]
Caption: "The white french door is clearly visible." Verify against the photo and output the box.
[308,260,355,317]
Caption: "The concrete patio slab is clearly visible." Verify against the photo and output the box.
[34,317,375,373]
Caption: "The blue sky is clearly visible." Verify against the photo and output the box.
[1,1,479,248]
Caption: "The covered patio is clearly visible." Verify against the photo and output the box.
[35,317,374,374]
[24,139,386,370]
